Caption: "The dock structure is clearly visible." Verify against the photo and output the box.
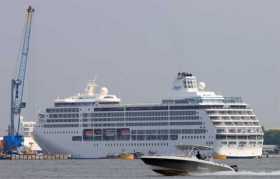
[2,154,71,160]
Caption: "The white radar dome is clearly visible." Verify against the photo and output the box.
[199,82,206,90]
[100,87,109,96]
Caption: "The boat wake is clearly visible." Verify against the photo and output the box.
[194,170,280,176]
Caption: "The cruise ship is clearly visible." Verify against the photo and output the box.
[33,72,263,159]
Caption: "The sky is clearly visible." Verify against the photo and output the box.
[0,0,279,131]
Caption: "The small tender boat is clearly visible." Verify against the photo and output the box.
[140,145,238,176]
[118,153,135,160]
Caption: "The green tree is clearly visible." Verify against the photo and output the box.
[264,129,280,145]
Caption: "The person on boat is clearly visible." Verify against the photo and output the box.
[196,151,202,159]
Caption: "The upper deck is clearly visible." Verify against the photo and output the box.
[51,72,247,109]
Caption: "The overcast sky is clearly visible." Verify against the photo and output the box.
[0,0,279,131]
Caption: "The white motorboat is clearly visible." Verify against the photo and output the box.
[141,145,238,176]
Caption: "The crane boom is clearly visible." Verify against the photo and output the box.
[10,6,35,136]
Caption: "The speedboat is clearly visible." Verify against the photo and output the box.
[141,155,237,176]
[140,145,238,176]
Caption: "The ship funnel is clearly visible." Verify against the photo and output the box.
[173,72,198,92]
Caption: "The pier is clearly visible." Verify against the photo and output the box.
[1,154,71,160]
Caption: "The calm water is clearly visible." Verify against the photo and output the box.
[0,158,279,179]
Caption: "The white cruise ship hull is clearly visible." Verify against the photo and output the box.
[34,72,264,159]
[34,132,262,159]
[215,145,262,159]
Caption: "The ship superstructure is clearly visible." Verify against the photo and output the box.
[34,73,263,158]
[19,120,42,152]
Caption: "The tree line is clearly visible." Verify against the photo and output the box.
[263,129,280,145]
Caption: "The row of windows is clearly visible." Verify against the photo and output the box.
[46,110,256,121]
[47,119,79,123]
[170,111,197,116]
[83,112,124,118]
[213,121,259,126]
[46,108,79,113]
[170,122,202,126]
[216,135,263,140]
[49,113,79,118]
[82,111,197,118]
[49,104,245,115]
[182,135,205,139]
[84,123,124,127]
[126,122,202,127]
[132,135,169,141]
[53,101,118,108]
[131,129,206,135]
[81,116,199,122]
[72,135,178,141]
[216,127,262,134]
[179,97,243,105]
[72,136,82,141]
[83,136,130,141]
[169,97,244,105]
[163,98,233,106]
[136,129,167,134]
[83,132,206,141]
[70,129,207,136]
[94,107,124,112]
[170,105,224,109]
[184,79,197,89]
[126,111,168,117]
[83,118,124,122]
[94,104,227,112]
[45,121,203,128]
[208,110,254,115]
[228,105,247,109]
[46,107,255,120]
[210,116,256,120]
[170,116,200,120]
[54,102,95,107]
[46,116,200,124]
[169,129,206,134]
[49,101,247,114]
[221,141,263,145]
[125,106,168,111]
[131,135,178,140]
[126,122,169,127]
[104,143,169,147]
[42,130,79,134]
[94,106,168,112]
[44,124,79,128]
[126,117,169,121]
